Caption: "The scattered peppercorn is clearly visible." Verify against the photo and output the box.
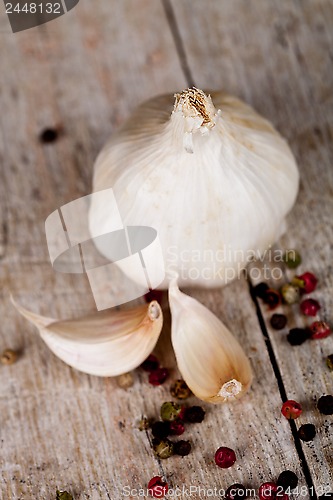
[309,321,332,340]
[149,368,169,386]
[141,354,160,372]
[298,423,316,442]
[326,354,333,371]
[262,288,281,310]
[317,395,333,415]
[287,328,311,346]
[225,484,247,500]
[137,417,152,431]
[281,400,302,419]
[277,470,299,490]
[293,272,318,294]
[300,298,321,317]
[116,372,134,389]
[214,446,236,468]
[0,349,18,365]
[147,476,168,498]
[270,313,287,330]
[281,283,300,305]
[151,421,170,439]
[170,379,192,400]
[283,249,302,269]
[184,405,205,423]
[253,282,269,299]
[56,491,73,500]
[152,438,174,459]
[40,128,59,143]
[160,402,182,422]
[174,439,191,456]
[258,482,278,500]
[169,420,185,436]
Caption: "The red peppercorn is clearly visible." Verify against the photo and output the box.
[141,354,160,372]
[309,321,331,339]
[294,272,318,294]
[149,368,169,386]
[300,298,321,317]
[169,420,185,436]
[258,482,278,500]
[281,400,302,420]
[214,447,236,468]
[147,476,168,498]
[263,289,282,310]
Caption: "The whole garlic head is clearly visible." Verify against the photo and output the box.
[90,88,299,289]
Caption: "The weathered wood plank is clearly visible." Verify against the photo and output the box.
[171,0,333,494]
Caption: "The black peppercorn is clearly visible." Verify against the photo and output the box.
[184,406,205,423]
[287,328,311,346]
[270,314,287,330]
[39,128,59,143]
[297,423,316,442]
[277,470,298,490]
[174,440,191,456]
[317,395,333,415]
[151,421,170,439]
[225,483,247,500]
[253,282,269,299]
[141,354,159,372]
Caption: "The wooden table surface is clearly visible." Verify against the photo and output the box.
[0,1,332,499]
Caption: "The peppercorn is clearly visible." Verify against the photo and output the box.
[56,491,73,500]
[147,476,168,498]
[281,400,302,420]
[300,298,321,317]
[141,354,160,372]
[137,417,152,431]
[169,420,185,436]
[283,249,302,269]
[258,482,278,500]
[149,367,169,386]
[160,402,182,422]
[270,313,287,330]
[116,372,134,389]
[40,128,59,143]
[0,349,18,365]
[309,321,331,340]
[174,439,191,456]
[214,447,236,468]
[253,282,269,299]
[317,395,333,415]
[287,328,311,346]
[326,354,333,371]
[184,405,205,423]
[225,484,247,500]
[293,272,318,294]
[277,470,298,490]
[151,421,170,439]
[170,379,192,400]
[281,283,300,305]
[152,438,174,459]
[298,423,316,442]
[262,288,281,310]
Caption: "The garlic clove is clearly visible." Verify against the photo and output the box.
[12,298,163,377]
[168,278,253,403]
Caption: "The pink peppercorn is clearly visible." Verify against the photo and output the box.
[309,321,332,339]
[300,298,321,316]
[214,447,236,468]
[295,272,318,294]
[258,482,278,500]
[169,420,185,436]
[281,400,302,420]
[147,476,168,498]
[149,368,169,386]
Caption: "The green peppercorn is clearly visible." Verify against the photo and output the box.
[283,250,302,269]
[152,438,174,459]
[281,283,300,305]
[56,491,73,500]
[137,417,152,431]
[326,354,333,371]
[160,401,182,422]
[170,379,192,400]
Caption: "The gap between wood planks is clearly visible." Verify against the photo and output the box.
[161,1,319,498]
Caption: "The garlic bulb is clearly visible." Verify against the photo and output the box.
[12,299,163,376]
[90,87,299,289]
[169,278,253,403]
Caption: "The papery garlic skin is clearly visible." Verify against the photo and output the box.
[90,88,299,289]
[168,278,253,404]
[12,299,163,377]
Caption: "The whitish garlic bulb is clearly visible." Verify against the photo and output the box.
[90,87,299,288]
[169,278,253,403]
[12,298,163,376]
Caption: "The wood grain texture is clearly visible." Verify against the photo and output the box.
[0,0,331,499]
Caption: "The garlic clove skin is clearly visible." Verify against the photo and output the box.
[168,278,253,403]
[12,298,163,377]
